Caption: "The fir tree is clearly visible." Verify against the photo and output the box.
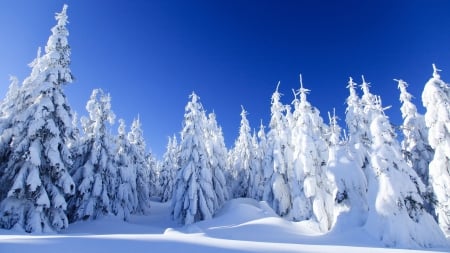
[364,96,446,247]
[263,82,293,217]
[68,89,117,222]
[0,5,76,233]
[113,119,138,220]
[171,93,223,225]
[128,117,151,214]
[160,135,179,202]
[205,112,229,207]
[229,106,255,198]
[397,79,434,214]
[422,64,450,234]
[290,76,333,231]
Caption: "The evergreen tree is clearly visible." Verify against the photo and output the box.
[290,77,333,231]
[364,97,446,247]
[249,129,263,200]
[263,83,293,217]
[171,93,222,225]
[160,135,179,202]
[422,64,450,234]
[256,122,270,201]
[68,89,117,222]
[0,5,76,232]
[113,119,138,220]
[128,117,151,214]
[397,79,434,213]
[229,106,255,198]
[328,108,368,230]
[205,112,229,207]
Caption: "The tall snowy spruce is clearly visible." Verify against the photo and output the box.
[68,89,118,221]
[289,77,334,231]
[364,96,447,247]
[422,64,450,235]
[205,113,229,206]
[397,79,434,213]
[0,5,76,233]
[171,93,226,225]
[263,83,293,217]
[229,106,257,198]
[112,119,138,220]
[159,135,179,202]
[127,117,151,214]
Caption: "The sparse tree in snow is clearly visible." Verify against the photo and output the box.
[160,135,179,202]
[229,106,256,198]
[128,117,151,214]
[0,5,76,232]
[364,96,447,247]
[171,93,224,225]
[263,82,293,217]
[422,64,450,234]
[68,89,117,222]
[397,79,434,214]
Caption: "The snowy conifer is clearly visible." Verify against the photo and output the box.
[112,119,138,220]
[205,112,229,206]
[229,106,255,198]
[397,79,434,213]
[327,108,368,230]
[364,97,447,247]
[290,76,333,231]
[68,89,117,221]
[255,122,270,201]
[171,93,222,225]
[160,135,179,202]
[263,83,293,217]
[422,64,450,234]
[0,5,76,232]
[128,117,151,214]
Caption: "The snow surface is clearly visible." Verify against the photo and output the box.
[0,198,448,253]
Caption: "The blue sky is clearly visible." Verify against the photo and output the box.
[1,1,450,156]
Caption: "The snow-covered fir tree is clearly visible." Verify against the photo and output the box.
[397,79,434,213]
[171,93,225,225]
[255,122,270,201]
[422,64,450,234]
[229,106,256,198]
[289,77,333,231]
[249,129,263,200]
[68,89,117,222]
[112,119,138,220]
[263,83,293,217]
[128,117,151,214]
[159,135,179,202]
[328,108,368,230]
[205,112,229,207]
[0,5,76,233]
[364,96,447,247]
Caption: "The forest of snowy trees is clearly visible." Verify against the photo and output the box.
[0,5,449,248]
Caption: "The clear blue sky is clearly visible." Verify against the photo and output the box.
[1,0,450,156]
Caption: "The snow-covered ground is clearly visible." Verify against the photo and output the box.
[0,199,449,253]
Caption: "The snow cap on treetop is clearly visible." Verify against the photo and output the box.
[432,63,441,79]
[56,4,69,26]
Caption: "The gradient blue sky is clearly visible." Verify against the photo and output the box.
[1,1,450,156]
